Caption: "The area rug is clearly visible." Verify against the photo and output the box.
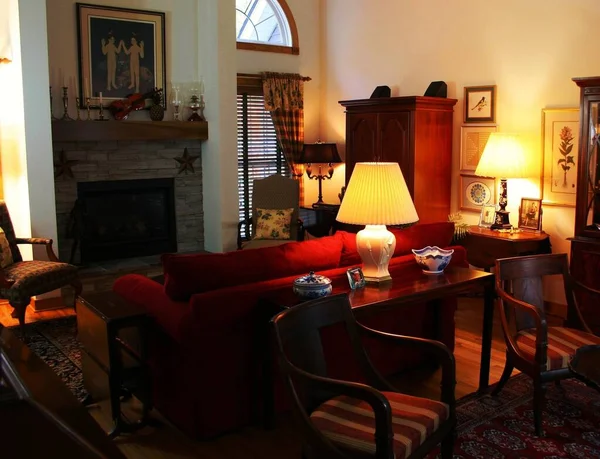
[10,318,600,457]
[429,374,600,458]
[12,317,88,403]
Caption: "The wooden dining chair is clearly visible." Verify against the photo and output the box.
[270,293,456,458]
[493,253,600,436]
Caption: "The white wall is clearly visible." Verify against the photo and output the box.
[236,0,343,206]
[321,0,600,258]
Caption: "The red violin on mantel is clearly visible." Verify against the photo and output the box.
[109,87,162,121]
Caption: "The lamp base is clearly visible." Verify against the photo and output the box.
[356,225,395,283]
[491,210,512,230]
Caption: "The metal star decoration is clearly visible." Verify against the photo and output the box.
[174,147,199,175]
[54,150,79,179]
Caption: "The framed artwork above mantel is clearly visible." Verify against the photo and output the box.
[76,3,166,108]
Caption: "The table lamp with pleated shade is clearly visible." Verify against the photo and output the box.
[336,162,419,283]
[475,133,529,230]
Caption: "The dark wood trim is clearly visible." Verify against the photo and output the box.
[51,120,208,142]
[236,0,299,55]
[237,73,264,96]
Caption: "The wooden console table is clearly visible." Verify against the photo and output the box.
[260,265,495,427]
[460,226,551,270]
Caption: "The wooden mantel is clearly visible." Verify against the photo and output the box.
[51,120,208,142]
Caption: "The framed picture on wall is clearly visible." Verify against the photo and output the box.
[460,125,498,172]
[541,108,579,207]
[459,174,496,212]
[464,85,496,123]
[76,3,166,108]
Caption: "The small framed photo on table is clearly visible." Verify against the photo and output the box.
[479,203,497,227]
[464,85,496,123]
[518,198,543,231]
[346,267,365,290]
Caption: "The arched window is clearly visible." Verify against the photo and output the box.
[236,0,299,55]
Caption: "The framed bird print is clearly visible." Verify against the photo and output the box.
[464,85,496,123]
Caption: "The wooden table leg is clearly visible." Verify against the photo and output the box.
[479,278,495,393]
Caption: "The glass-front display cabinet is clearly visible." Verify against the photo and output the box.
[570,77,600,333]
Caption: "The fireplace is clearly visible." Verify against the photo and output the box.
[77,178,177,263]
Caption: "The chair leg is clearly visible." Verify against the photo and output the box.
[533,379,546,437]
[9,301,29,340]
[70,279,82,307]
[492,359,514,396]
[440,432,455,459]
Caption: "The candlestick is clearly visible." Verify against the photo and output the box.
[50,86,59,121]
[75,98,82,121]
[61,86,73,121]
[86,98,92,121]
[99,91,103,107]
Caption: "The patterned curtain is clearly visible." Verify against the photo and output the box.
[262,72,311,204]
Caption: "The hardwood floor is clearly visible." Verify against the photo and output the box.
[0,296,529,458]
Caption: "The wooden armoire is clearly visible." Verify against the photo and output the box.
[570,77,600,333]
[339,96,457,223]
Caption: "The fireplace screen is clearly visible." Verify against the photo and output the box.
[76,178,177,262]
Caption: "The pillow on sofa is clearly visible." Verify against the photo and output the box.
[254,208,293,240]
[336,222,455,267]
[391,222,455,256]
[162,234,344,301]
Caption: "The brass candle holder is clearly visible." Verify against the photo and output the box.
[75,98,82,121]
[61,86,73,121]
[86,98,92,121]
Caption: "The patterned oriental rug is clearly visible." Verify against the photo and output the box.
[11,318,600,457]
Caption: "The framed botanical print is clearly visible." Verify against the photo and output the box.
[76,3,166,108]
[541,108,579,207]
[460,174,496,212]
[460,125,498,172]
[464,85,496,123]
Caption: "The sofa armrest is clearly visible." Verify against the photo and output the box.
[113,274,190,343]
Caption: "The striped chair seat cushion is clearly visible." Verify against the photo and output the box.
[309,391,448,458]
[516,327,600,370]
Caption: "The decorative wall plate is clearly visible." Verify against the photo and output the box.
[466,181,491,206]
[460,174,496,212]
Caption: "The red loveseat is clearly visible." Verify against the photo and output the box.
[113,222,468,439]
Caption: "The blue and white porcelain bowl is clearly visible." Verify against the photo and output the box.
[293,271,332,299]
[411,246,454,274]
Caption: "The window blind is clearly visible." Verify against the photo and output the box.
[237,93,288,237]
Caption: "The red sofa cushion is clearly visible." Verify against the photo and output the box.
[337,222,455,267]
[162,235,343,301]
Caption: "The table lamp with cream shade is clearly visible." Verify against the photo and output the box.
[474,133,529,230]
[336,162,419,283]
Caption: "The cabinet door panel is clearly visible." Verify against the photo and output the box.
[378,112,412,192]
[345,113,377,183]
[570,241,600,333]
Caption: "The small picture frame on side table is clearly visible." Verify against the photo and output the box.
[346,267,366,290]
[479,203,497,227]
[464,85,496,124]
[518,197,543,231]
[459,174,496,212]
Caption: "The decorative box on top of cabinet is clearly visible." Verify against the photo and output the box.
[339,96,457,223]
[569,77,600,333]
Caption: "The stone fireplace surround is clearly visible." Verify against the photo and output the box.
[52,139,204,265]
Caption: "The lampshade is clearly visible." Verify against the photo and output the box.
[336,162,419,226]
[300,143,342,164]
[336,162,419,283]
[474,133,528,179]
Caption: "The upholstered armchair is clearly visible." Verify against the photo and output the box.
[237,174,304,250]
[0,201,81,334]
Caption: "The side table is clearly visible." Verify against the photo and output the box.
[460,226,551,270]
[76,291,154,438]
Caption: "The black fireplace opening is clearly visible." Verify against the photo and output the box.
[77,178,177,263]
